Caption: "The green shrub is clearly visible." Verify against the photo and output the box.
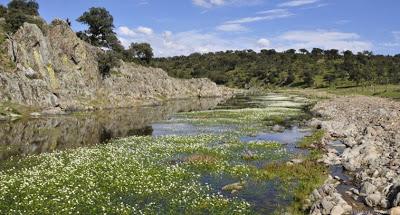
[97,51,121,78]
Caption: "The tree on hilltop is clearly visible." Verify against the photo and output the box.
[1,0,42,33]
[8,0,39,16]
[128,42,154,64]
[77,7,119,49]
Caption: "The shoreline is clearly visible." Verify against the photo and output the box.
[306,95,400,214]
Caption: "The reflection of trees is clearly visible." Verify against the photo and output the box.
[0,97,223,160]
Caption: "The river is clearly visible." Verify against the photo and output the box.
[0,94,317,214]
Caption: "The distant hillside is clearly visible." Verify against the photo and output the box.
[152,49,400,89]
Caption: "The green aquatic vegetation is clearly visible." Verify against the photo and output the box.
[0,134,290,214]
[267,160,328,215]
[263,130,328,214]
[298,130,325,149]
[176,107,302,134]
[0,94,322,214]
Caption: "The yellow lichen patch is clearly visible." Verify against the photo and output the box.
[62,54,71,66]
[32,50,45,78]
[46,64,60,90]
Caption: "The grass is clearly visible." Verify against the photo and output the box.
[264,160,328,215]
[298,130,325,149]
[277,84,400,101]
[324,84,400,100]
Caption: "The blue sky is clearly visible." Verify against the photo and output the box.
[2,0,399,56]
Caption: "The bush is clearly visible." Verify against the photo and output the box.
[97,51,121,78]
[7,0,39,16]
[2,0,43,34]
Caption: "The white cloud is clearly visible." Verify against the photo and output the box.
[118,26,137,37]
[216,23,247,32]
[138,0,149,5]
[117,26,153,37]
[381,42,400,47]
[226,9,293,24]
[278,0,319,7]
[380,31,400,47]
[118,26,263,57]
[118,26,372,57]
[335,19,351,25]
[193,0,225,8]
[192,0,262,8]
[275,30,372,52]
[137,26,154,35]
[393,31,400,41]
[257,38,271,47]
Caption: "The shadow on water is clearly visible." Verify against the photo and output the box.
[0,98,224,160]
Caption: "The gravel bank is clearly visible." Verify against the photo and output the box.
[308,96,400,215]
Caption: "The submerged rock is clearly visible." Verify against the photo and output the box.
[222,181,246,194]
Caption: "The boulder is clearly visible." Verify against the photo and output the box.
[360,182,377,196]
[330,205,345,215]
[365,193,382,207]
[391,207,400,215]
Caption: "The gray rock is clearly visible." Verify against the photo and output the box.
[330,205,345,215]
[321,198,334,214]
[24,67,39,79]
[391,207,400,215]
[365,193,382,207]
[361,182,377,196]
[272,124,285,132]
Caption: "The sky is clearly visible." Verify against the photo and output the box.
[1,0,399,56]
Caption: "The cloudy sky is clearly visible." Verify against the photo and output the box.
[2,0,399,56]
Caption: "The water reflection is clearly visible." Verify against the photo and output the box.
[0,98,224,160]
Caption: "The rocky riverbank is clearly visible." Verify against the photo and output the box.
[308,96,400,215]
[0,20,234,121]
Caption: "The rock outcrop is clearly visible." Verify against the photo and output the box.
[0,20,233,116]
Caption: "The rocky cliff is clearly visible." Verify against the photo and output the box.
[0,20,233,118]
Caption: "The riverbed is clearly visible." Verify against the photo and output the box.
[0,94,326,214]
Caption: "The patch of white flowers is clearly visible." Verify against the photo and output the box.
[0,134,287,214]
[0,95,307,214]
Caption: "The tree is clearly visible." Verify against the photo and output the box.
[302,69,315,87]
[299,49,309,55]
[7,0,39,16]
[3,0,41,33]
[77,7,117,48]
[4,10,29,33]
[0,5,7,17]
[97,51,121,78]
[128,42,154,64]
[311,48,323,58]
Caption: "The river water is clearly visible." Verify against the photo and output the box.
[0,94,313,214]
[0,98,225,160]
